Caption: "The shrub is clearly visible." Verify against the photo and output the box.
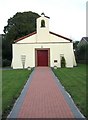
[2,59,11,67]
[61,57,66,68]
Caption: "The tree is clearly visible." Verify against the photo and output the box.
[3,11,40,43]
[73,41,79,50]
[2,11,40,66]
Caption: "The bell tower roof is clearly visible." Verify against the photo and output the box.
[41,12,45,16]
[41,13,50,19]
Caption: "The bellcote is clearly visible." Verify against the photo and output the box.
[37,13,50,33]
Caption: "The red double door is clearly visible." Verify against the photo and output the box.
[37,50,48,66]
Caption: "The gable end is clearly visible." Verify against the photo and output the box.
[14,31,72,43]
[50,31,72,42]
[14,31,36,43]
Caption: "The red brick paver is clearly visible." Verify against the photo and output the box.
[18,67,74,118]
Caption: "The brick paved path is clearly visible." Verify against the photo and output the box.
[8,67,85,119]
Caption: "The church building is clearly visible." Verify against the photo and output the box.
[11,13,76,69]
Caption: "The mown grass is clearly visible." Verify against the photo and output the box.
[2,69,32,118]
[53,64,87,117]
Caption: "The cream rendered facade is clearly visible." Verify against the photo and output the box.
[12,14,76,69]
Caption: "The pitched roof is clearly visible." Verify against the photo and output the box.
[14,31,36,43]
[50,32,72,42]
[82,37,88,43]
[45,16,50,19]
[14,31,72,43]
[41,13,50,19]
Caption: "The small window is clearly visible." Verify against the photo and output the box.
[54,60,57,63]
[41,20,45,27]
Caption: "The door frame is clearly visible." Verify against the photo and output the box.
[35,48,50,67]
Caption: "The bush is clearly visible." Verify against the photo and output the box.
[61,57,66,68]
[2,59,11,67]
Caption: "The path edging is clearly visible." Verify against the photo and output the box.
[51,68,86,119]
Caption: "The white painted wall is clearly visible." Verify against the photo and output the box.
[12,42,76,69]
[50,34,69,42]
[37,16,49,33]
[16,33,70,44]
[17,34,37,43]
[12,44,35,68]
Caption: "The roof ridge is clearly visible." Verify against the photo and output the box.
[14,31,72,43]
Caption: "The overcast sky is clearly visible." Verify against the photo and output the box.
[0,0,87,41]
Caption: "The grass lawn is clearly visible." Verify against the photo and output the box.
[53,64,86,117]
[2,69,32,118]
